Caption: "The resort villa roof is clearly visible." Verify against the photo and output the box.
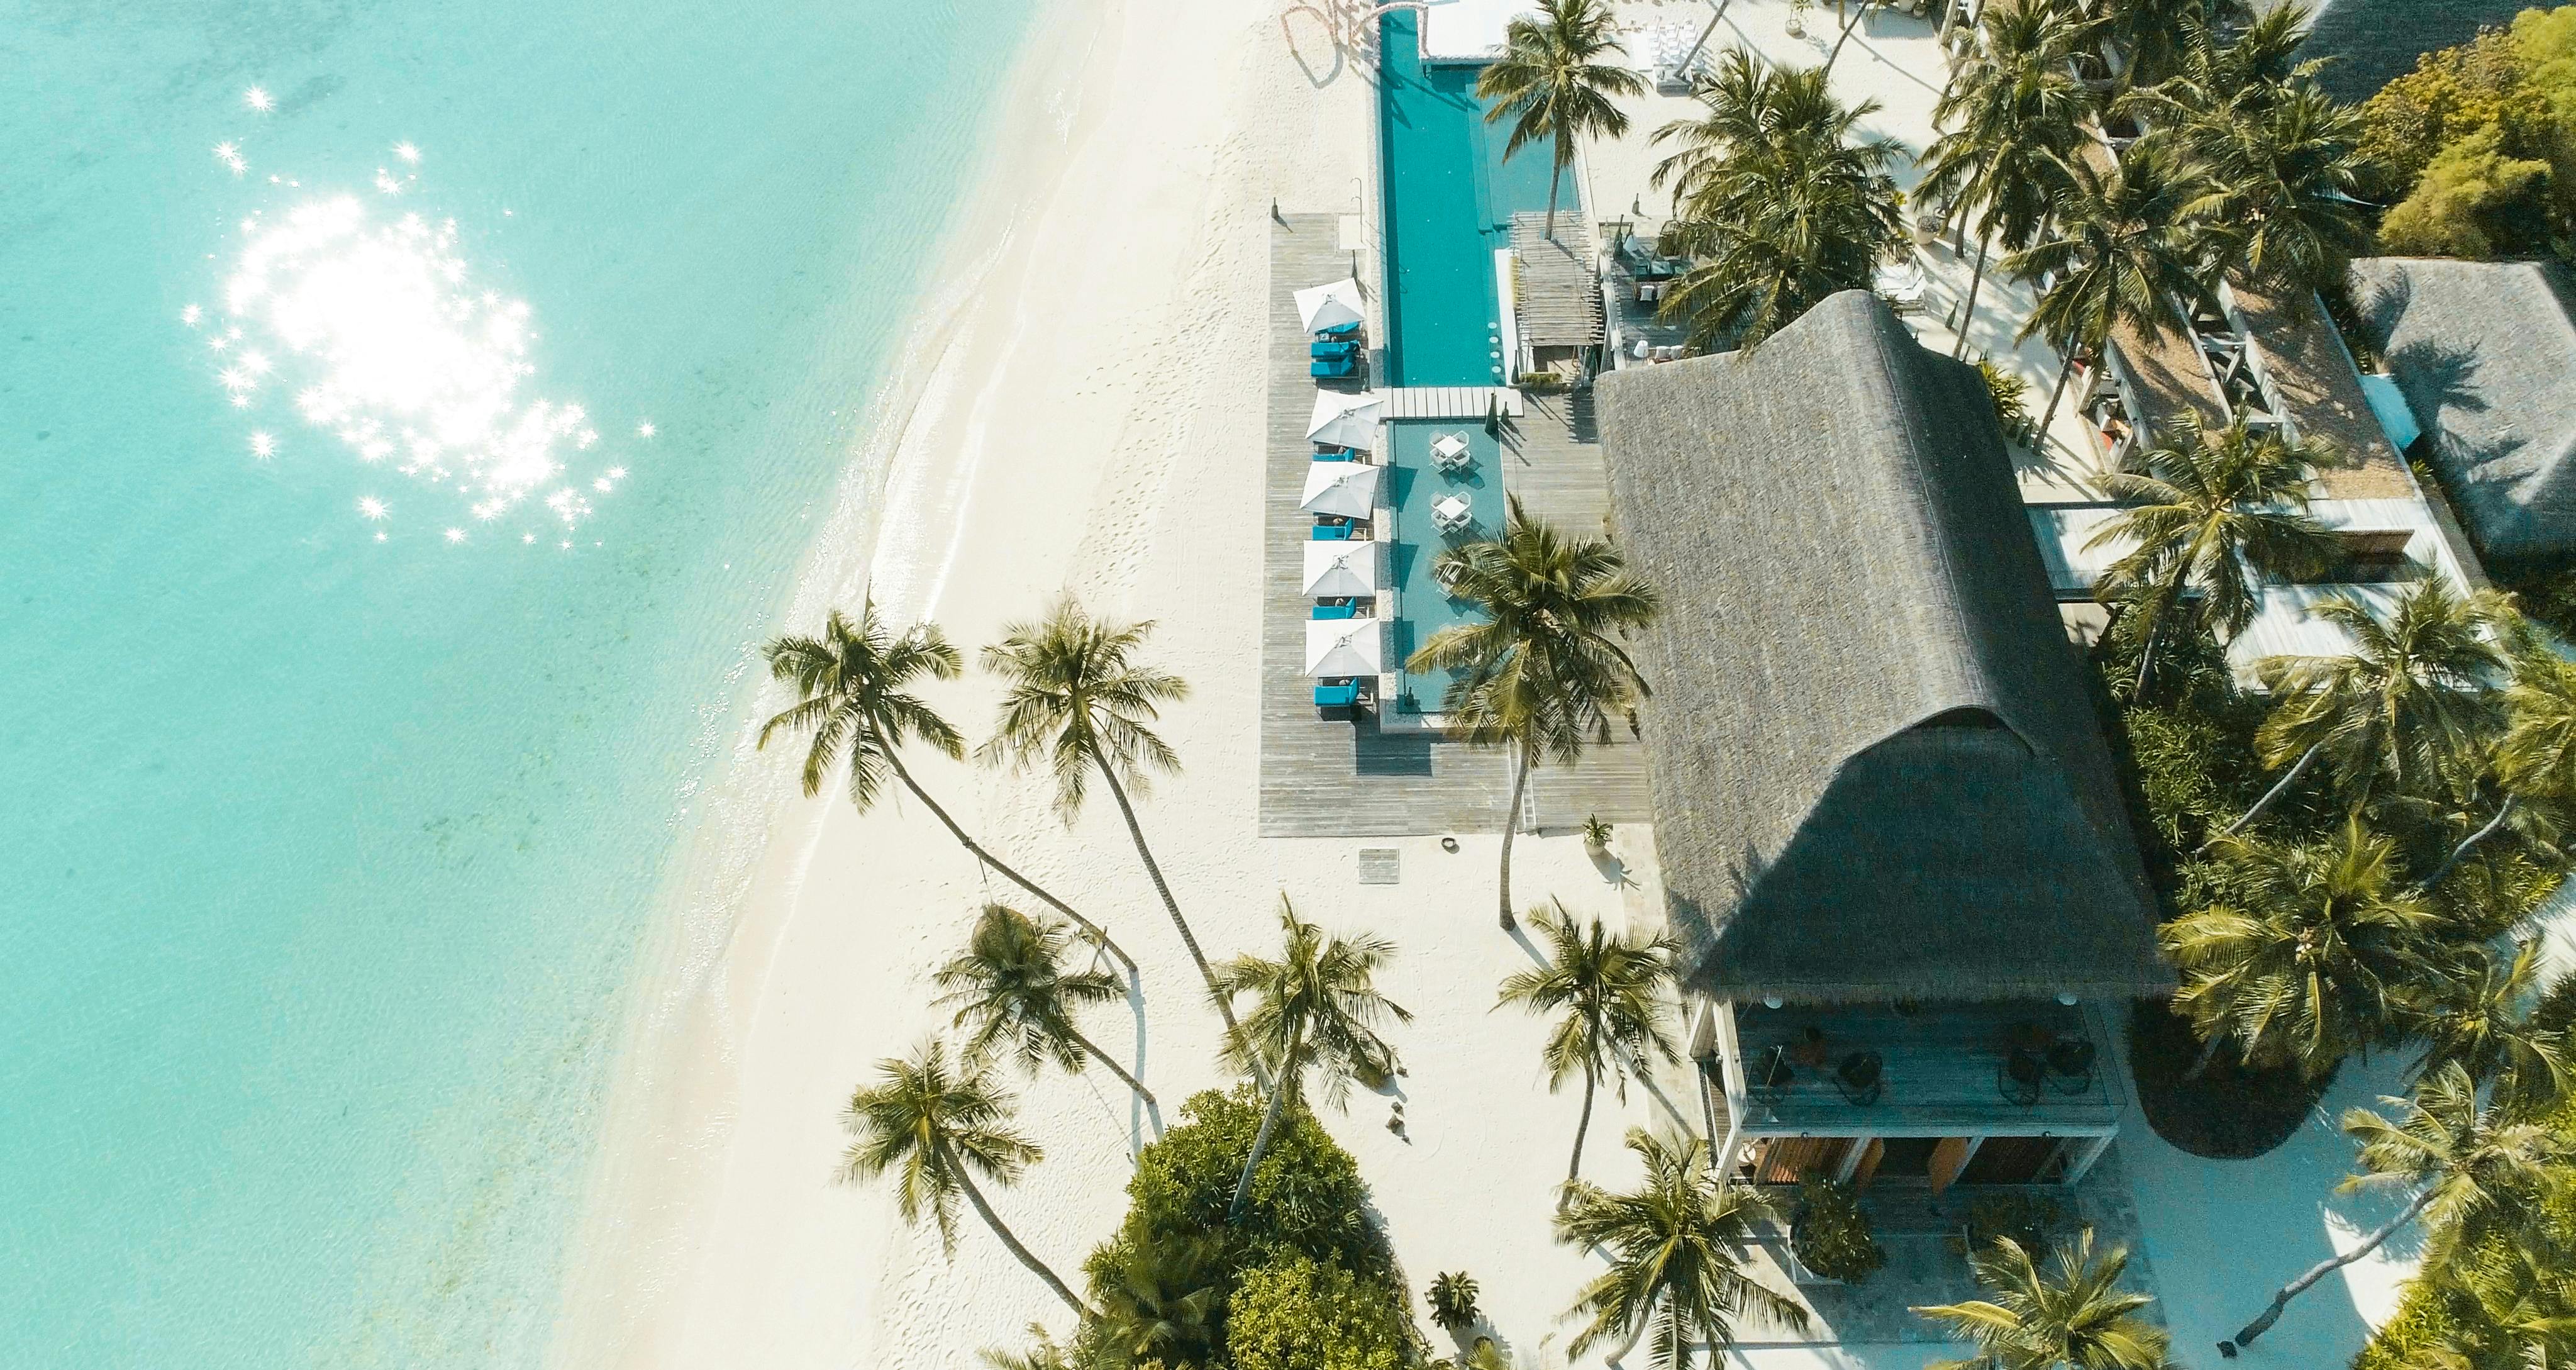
[2104,283,2416,501]
[1596,293,2168,1006]
[2351,257,2576,566]
[2253,0,2529,102]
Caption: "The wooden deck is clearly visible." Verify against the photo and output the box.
[1381,386,1523,419]
[1259,216,1653,838]
[1731,1001,2125,1136]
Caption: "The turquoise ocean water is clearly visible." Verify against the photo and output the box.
[1,1,1035,1364]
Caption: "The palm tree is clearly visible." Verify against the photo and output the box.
[2085,416,2336,698]
[1497,898,1680,1195]
[2168,82,2372,303]
[2411,938,2571,1119]
[2248,576,2514,822]
[1476,0,1645,240]
[2099,0,2229,92]
[2007,141,2214,452]
[1087,1235,1225,1369]
[1212,897,1411,1222]
[979,598,1234,1040]
[2414,1235,2576,1370]
[1409,497,1660,931]
[933,903,1157,1112]
[1913,1230,2173,1370]
[2430,645,2576,886]
[1556,1130,1810,1367]
[1650,54,1903,350]
[1915,0,2096,359]
[2221,1062,2573,1354]
[841,1039,1088,1316]
[760,602,1128,966]
[2163,817,2445,1079]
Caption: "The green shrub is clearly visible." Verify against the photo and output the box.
[1790,1178,1886,1283]
[1119,1088,1382,1278]
[1976,359,2029,439]
[1226,1255,1410,1370]
[2379,126,2555,259]
[2357,25,2525,199]
[1080,1088,1409,1370]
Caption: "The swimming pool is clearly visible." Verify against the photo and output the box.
[1375,9,1577,387]
[1382,418,1506,712]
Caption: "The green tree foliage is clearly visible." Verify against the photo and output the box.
[2377,126,2556,259]
[1067,1088,1411,1370]
[1225,1256,1411,1370]
[2356,6,2576,261]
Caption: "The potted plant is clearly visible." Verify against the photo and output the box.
[1580,814,1613,853]
[1428,1271,1482,1332]
[1786,0,1814,37]
[1789,1178,1885,1285]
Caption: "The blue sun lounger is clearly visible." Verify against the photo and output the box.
[1311,339,1358,360]
[1314,680,1361,710]
[1311,354,1358,380]
[1314,318,1362,340]
[1312,520,1355,540]
[1311,602,1357,620]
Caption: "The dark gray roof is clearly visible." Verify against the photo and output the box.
[1596,292,2168,1005]
[2351,257,2576,565]
[2254,0,2524,102]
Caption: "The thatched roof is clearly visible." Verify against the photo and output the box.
[2352,257,2576,565]
[1596,292,2169,1005]
[2254,0,2526,103]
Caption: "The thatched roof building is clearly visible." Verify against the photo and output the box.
[2351,257,2576,567]
[2252,0,2526,103]
[1595,292,2168,1005]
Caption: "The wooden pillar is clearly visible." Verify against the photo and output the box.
[2064,1133,2116,1185]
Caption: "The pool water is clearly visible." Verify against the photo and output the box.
[1375,9,1579,386]
[1383,419,1506,711]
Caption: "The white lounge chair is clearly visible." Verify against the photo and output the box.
[1874,259,1929,313]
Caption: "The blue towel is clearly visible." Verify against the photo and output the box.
[1311,603,1356,620]
[1314,682,1359,708]
[1316,319,1362,338]
[1312,522,1353,540]
[1311,340,1359,359]
[1311,356,1357,379]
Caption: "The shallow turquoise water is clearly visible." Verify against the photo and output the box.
[0,2,1032,1364]
[1383,420,1502,711]
[1374,10,1575,386]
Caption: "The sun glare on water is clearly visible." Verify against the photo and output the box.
[187,147,640,544]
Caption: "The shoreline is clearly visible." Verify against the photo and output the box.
[544,0,1122,1361]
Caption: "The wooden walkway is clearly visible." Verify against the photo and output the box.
[1382,386,1524,419]
[1509,212,1603,348]
[1259,216,1653,837]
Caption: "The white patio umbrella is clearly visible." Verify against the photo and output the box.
[1294,277,1367,334]
[1299,459,1382,518]
[1304,618,1386,677]
[1302,540,1384,597]
[1306,390,1384,448]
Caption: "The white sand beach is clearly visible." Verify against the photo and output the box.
[549,3,2435,1368]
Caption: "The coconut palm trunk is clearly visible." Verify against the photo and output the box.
[1065,1023,1159,1110]
[2219,1188,2436,1355]
[1949,228,1990,360]
[2216,740,2326,844]
[1823,0,1870,74]
[1228,1027,1303,1222]
[939,1137,1089,1317]
[1499,738,1534,932]
[1567,1057,1597,1195]
[1091,757,1246,1052]
[1546,130,1571,240]
[2420,796,2517,892]
[882,747,1133,972]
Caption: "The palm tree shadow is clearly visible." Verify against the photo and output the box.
[1280,4,1348,88]
[1587,846,1635,888]
[1114,959,1167,1144]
